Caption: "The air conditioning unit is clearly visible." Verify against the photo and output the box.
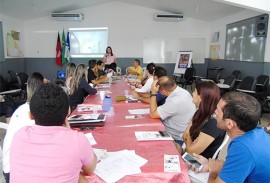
[51,13,84,21]
[153,14,183,22]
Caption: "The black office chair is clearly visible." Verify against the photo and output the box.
[178,68,196,91]
[0,75,10,92]
[7,70,20,89]
[219,75,236,95]
[206,68,222,83]
[17,72,29,91]
[256,75,269,93]
[262,85,270,113]
[231,70,241,80]
[236,76,256,95]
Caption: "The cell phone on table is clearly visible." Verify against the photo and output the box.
[182,152,203,171]
[159,131,170,137]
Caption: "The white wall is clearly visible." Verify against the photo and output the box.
[210,10,270,61]
[0,13,25,58]
[23,1,210,59]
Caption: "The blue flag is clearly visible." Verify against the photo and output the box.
[65,31,71,62]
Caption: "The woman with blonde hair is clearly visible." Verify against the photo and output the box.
[69,64,97,110]
[65,63,76,88]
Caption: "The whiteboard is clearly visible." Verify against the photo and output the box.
[143,38,206,64]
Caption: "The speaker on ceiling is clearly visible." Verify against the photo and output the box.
[255,14,268,37]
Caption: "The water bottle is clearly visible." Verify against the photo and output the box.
[103,95,112,112]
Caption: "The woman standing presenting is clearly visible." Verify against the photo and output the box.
[103,46,116,71]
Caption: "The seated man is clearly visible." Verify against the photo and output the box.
[88,59,109,85]
[150,76,196,144]
[133,66,167,106]
[191,92,270,183]
[10,84,97,183]
[96,60,106,77]
[126,59,143,80]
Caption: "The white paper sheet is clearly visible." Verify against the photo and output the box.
[128,108,150,115]
[94,150,148,183]
[85,133,97,145]
[93,148,108,161]
[164,154,181,172]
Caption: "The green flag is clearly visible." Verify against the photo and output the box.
[61,30,66,65]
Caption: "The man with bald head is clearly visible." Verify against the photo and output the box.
[150,76,196,145]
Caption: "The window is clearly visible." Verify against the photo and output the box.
[69,27,108,58]
[225,14,268,62]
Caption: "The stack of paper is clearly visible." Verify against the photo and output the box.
[94,150,148,183]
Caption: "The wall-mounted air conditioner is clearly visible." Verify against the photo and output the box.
[51,13,84,21]
[153,14,183,22]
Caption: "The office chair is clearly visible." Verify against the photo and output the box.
[236,76,256,95]
[7,70,20,89]
[256,75,269,93]
[231,70,241,80]
[218,75,236,95]
[206,68,222,83]
[142,67,147,77]
[17,72,29,91]
[116,67,122,74]
[178,68,196,91]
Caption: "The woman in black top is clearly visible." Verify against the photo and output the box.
[183,81,225,159]
[69,64,97,111]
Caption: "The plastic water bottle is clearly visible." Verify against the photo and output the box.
[102,95,112,112]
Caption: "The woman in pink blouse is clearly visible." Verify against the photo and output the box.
[103,46,116,71]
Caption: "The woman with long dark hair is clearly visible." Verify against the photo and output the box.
[183,81,225,159]
[103,46,116,71]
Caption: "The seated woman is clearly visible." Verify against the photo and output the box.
[65,62,76,89]
[69,64,97,110]
[182,81,225,159]
[2,72,45,182]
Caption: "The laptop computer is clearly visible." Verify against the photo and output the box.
[57,71,66,79]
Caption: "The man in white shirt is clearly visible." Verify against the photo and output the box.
[150,76,196,145]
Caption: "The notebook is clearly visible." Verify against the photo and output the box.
[68,114,106,127]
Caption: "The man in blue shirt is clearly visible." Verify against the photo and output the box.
[191,91,270,183]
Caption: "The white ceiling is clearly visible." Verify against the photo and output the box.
[0,0,247,22]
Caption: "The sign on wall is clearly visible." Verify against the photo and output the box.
[6,30,22,57]
[173,51,192,74]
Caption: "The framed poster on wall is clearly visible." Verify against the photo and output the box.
[173,51,192,74]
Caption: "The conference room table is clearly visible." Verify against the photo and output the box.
[71,78,190,183]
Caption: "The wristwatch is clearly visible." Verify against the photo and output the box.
[150,91,157,97]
